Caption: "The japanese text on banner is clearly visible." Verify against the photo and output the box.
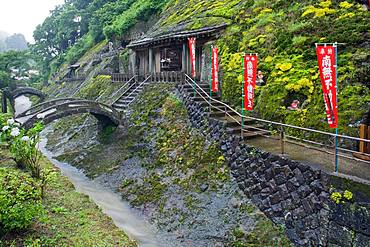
[188,38,196,78]
[212,47,219,92]
[244,54,258,111]
[316,45,338,128]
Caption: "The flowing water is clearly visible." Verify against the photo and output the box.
[14,95,32,116]
[14,96,161,247]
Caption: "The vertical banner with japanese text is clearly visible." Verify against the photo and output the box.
[212,47,219,92]
[316,45,338,128]
[188,38,196,78]
[244,54,258,111]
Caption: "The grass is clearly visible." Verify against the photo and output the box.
[0,147,137,247]
[230,214,291,247]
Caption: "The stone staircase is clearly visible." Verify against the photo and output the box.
[112,79,149,111]
[181,82,270,139]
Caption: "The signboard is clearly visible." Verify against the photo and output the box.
[316,45,338,128]
[188,38,196,78]
[212,47,219,92]
[244,54,258,111]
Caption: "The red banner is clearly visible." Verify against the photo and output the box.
[188,38,196,78]
[316,45,338,128]
[212,47,219,92]
[244,54,258,111]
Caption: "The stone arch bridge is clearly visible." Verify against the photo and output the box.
[16,98,122,130]
[11,87,46,101]
[2,87,46,113]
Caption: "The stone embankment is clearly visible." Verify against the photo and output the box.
[178,84,370,246]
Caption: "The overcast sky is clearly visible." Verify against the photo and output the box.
[0,0,65,43]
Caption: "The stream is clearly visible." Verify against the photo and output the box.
[14,96,162,247]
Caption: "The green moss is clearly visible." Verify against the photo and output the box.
[122,173,168,206]
[190,0,370,138]
[118,84,231,208]
[229,216,291,247]
[78,75,113,100]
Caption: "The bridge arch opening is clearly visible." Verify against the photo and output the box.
[19,100,122,131]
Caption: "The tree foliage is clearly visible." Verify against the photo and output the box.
[0,50,41,89]
[32,0,169,77]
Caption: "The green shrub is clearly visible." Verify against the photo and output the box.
[0,168,43,234]
[64,34,95,65]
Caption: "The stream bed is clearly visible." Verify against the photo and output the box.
[14,96,163,247]
[39,133,161,247]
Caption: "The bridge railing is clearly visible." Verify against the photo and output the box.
[112,73,135,83]
[184,74,370,180]
[16,98,77,118]
[149,71,184,84]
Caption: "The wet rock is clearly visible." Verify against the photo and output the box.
[354,233,370,247]
[200,183,209,192]
[229,197,241,208]
[328,223,353,247]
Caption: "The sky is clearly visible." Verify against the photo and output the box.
[0,0,65,43]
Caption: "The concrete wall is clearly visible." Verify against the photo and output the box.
[177,84,370,246]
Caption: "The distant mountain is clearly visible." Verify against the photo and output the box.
[0,32,28,52]
[0,31,9,41]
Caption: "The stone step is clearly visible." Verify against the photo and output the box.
[211,118,241,128]
[242,129,270,139]
[112,102,126,108]
[210,110,239,118]
[192,96,221,101]
[197,101,225,108]
[226,124,265,133]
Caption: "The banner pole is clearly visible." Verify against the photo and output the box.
[242,54,245,138]
[334,42,339,173]
[210,46,213,98]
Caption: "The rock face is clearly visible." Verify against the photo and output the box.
[177,84,370,246]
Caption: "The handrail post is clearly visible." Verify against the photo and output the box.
[209,46,213,114]
[241,54,245,140]
[280,126,285,154]
[334,133,339,173]
[224,105,227,121]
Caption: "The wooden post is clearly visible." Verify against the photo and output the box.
[359,124,366,153]
[367,126,370,153]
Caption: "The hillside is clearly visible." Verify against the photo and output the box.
[155,0,370,136]
[15,1,370,246]
[36,0,370,138]
[0,32,28,52]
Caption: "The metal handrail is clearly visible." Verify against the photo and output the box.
[126,75,152,106]
[184,73,370,176]
[184,74,370,144]
[111,76,137,105]
[185,76,242,125]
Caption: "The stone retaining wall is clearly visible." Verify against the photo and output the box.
[177,84,370,246]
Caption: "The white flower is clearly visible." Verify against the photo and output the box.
[14,122,20,127]
[7,119,15,125]
[37,114,45,119]
[2,126,9,131]
[21,136,30,141]
[10,128,20,137]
